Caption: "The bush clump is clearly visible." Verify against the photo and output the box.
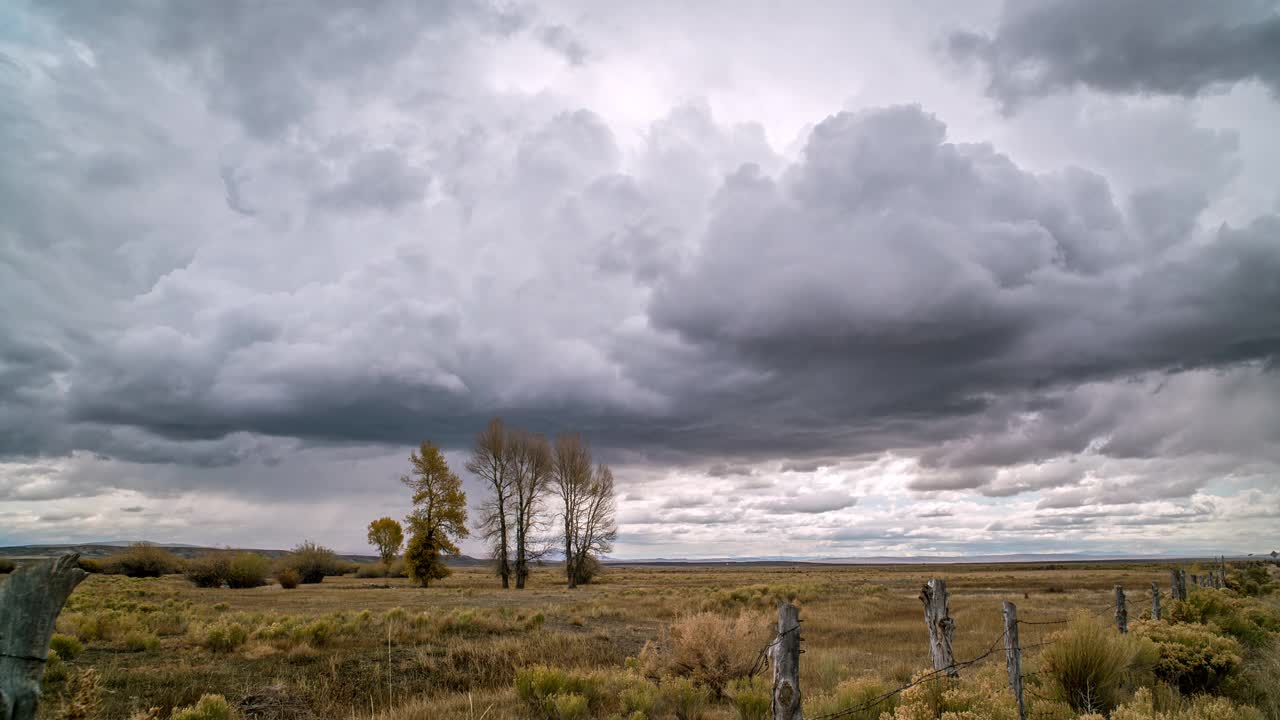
[277,568,301,589]
[637,612,769,698]
[514,666,607,719]
[1167,590,1280,648]
[805,676,898,719]
[1040,613,1154,714]
[184,551,270,588]
[1132,619,1243,695]
[49,633,84,660]
[225,552,270,588]
[1110,687,1264,720]
[170,694,234,720]
[281,541,343,584]
[123,630,160,653]
[0,557,15,574]
[198,621,249,653]
[102,543,184,578]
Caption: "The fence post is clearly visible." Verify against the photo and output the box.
[1190,573,1199,588]
[920,578,957,677]
[771,601,802,720]
[1114,585,1127,633]
[1002,601,1027,720]
[0,554,88,720]
[1171,569,1187,601]
[1220,556,1228,584]
[1150,582,1161,621]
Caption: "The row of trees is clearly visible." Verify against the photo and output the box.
[366,419,618,589]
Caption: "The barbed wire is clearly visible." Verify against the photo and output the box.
[749,622,801,677]
[807,628,1009,720]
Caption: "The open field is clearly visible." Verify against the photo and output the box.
[27,559,1279,719]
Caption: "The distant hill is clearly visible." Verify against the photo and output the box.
[0,542,489,567]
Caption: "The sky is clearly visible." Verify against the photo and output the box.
[2,0,1279,559]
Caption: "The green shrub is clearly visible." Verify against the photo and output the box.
[123,630,160,653]
[277,568,301,589]
[1168,590,1280,648]
[225,552,270,588]
[76,557,103,573]
[1041,613,1153,714]
[50,633,84,660]
[185,552,231,588]
[727,676,771,720]
[1111,687,1264,720]
[102,543,184,577]
[170,694,234,720]
[618,677,661,717]
[1133,619,1243,695]
[660,677,709,720]
[515,666,606,719]
[146,610,189,636]
[552,693,589,720]
[281,541,342,584]
[198,621,249,653]
[804,676,897,719]
[42,649,69,686]
[0,557,15,573]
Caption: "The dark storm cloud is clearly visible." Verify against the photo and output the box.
[950,0,1280,108]
[3,0,1280,538]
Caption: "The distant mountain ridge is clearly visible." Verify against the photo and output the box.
[0,542,488,566]
[2,541,1257,566]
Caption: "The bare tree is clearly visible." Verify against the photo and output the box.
[467,418,513,588]
[552,433,593,588]
[570,463,618,585]
[506,428,553,589]
[552,434,618,588]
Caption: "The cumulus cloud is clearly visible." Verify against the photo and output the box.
[1,0,1277,556]
[950,0,1280,109]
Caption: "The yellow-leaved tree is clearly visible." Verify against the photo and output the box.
[366,517,404,569]
[401,441,469,587]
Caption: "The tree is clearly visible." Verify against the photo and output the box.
[570,464,617,586]
[366,517,404,569]
[551,434,617,588]
[507,428,552,589]
[552,433,592,588]
[401,441,469,587]
[468,418,513,588]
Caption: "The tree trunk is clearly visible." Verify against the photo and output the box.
[1,554,87,720]
[498,509,510,589]
[564,517,576,589]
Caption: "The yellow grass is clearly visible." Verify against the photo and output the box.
[35,561,1178,719]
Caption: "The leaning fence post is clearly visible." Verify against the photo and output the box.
[920,578,957,677]
[1114,585,1127,633]
[0,554,87,720]
[771,601,802,720]
[1003,601,1027,720]
[1151,582,1161,621]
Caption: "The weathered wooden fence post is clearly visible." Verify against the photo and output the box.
[1,554,87,720]
[1150,582,1161,621]
[771,601,802,720]
[920,578,957,677]
[1190,573,1199,588]
[1002,601,1026,720]
[1114,585,1127,634]
[1171,569,1187,601]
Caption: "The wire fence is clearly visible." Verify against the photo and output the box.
[753,578,1194,720]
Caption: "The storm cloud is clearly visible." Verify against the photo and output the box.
[1,0,1277,557]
